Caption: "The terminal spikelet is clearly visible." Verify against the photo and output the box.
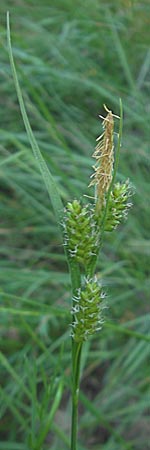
[89,105,115,209]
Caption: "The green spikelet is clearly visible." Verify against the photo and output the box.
[63,199,99,265]
[71,277,105,342]
[97,180,133,232]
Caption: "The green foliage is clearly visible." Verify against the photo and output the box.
[0,1,150,449]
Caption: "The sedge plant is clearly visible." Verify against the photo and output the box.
[7,12,133,450]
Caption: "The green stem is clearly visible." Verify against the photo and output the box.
[69,259,82,450]
[71,341,82,450]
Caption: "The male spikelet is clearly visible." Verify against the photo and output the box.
[89,105,115,209]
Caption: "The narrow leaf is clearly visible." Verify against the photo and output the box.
[6,12,64,228]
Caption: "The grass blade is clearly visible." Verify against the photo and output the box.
[6,12,64,228]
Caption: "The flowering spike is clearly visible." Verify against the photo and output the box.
[89,105,116,209]
[98,180,133,231]
[63,200,99,266]
[71,277,106,342]
[95,180,133,231]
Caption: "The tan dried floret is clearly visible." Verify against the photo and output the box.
[90,105,116,208]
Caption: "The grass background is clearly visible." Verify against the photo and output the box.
[0,1,150,449]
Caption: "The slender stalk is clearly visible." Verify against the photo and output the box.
[68,258,82,450]
[71,341,82,450]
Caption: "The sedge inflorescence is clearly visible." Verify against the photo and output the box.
[63,199,99,266]
[71,277,106,342]
[101,180,133,232]
[63,105,133,343]
[89,105,115,208]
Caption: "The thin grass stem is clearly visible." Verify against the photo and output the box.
[71,341,82,450]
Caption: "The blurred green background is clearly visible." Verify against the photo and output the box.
[0,1,150,449]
